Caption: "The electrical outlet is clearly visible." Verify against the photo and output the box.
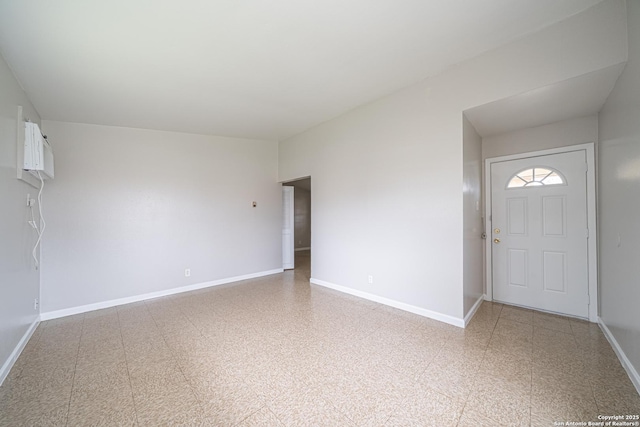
[368,275,373,284]
[184,268,191,277]
[33,298,38,311]
[26,194,34,207]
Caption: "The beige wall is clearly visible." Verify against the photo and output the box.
[463,116,483,316]
[40,121,282,314]
[482,115,598,161]
[0,53,42,383]
[279,0,627,322]
[294,187,311,250]
[598,0,640,389]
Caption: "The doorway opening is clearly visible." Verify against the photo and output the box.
[282,177,311,280]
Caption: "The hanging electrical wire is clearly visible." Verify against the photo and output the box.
[28,171,46,269]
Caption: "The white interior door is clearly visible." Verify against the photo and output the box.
[282,186,295,270]
[491,150,589,318]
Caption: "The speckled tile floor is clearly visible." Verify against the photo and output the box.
[1,250,639,426]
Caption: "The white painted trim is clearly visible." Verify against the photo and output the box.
[584,143,598,322]
[598,317,640,395]
[484,143,598,321]
[464,294,486,327]
[310,278,465,328]
[0,317,40,386]
[484,158,492,302]
[40,269,283,321]
[295,247,310,252]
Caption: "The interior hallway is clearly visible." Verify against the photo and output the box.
[0,250,638,426]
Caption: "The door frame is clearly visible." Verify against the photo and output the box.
[484,143,598,322]
[281,176,312,273]
[282,185,295,270]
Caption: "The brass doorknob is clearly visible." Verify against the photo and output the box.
[493,238,501,243]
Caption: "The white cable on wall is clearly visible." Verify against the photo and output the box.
[29,172,46,269]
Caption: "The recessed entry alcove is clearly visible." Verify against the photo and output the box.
[462,63,624,320]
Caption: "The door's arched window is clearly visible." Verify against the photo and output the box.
[507,167,565,189]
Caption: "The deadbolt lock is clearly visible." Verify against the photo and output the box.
[494,228,500,234]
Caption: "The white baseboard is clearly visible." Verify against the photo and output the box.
[463,294,486,327]
[310,278,464,328]
[40,268,284,321]
[598,317,640,395]
[295,247,310,252]
[0,317,40,387]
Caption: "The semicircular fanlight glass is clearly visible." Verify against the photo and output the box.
[507,167,565,189]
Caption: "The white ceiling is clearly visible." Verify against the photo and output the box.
[465,63,625,137]
[0,0,605,141]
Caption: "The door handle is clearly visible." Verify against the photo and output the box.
[493,238,501,243]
